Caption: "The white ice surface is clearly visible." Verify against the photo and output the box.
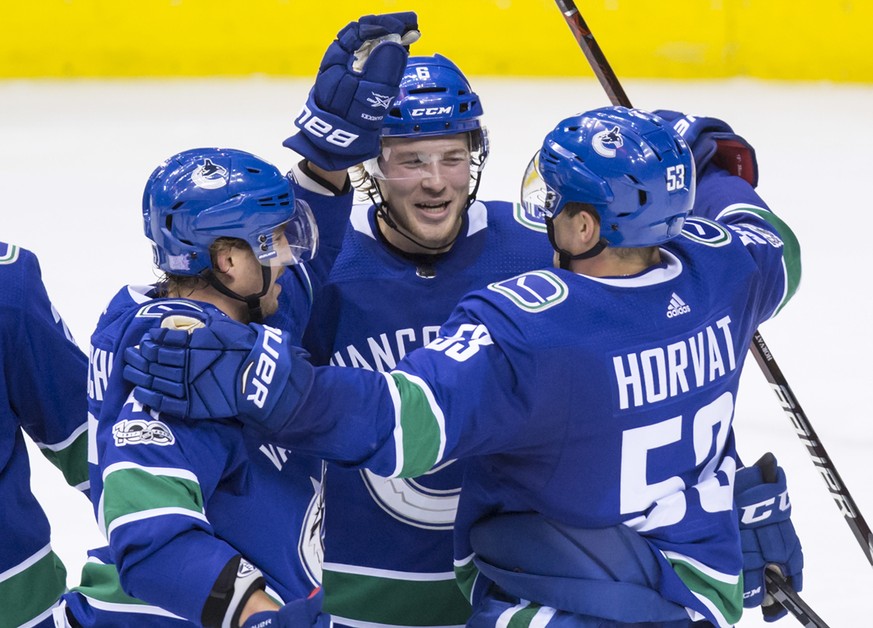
[2,77,871,626]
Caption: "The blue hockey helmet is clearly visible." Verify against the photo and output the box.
[521,107,695,248]
[143,148,317,276]
[383,54,485,138]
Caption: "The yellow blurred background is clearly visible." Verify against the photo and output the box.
[2,0,870,80]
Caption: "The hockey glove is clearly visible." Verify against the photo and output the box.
[283,13,420,171]
[123,311,313,433]
[654,109,758,187]
[734,452,804,622]
[241,589,328,628]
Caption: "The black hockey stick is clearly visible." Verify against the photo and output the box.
[553,0,873,571]
[751,333,873,567]
[766,571,829,628]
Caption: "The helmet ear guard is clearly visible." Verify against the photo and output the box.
[522,107,695,250]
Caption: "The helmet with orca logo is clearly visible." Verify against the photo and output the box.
[521,106,694,247]
[143,148,317,275]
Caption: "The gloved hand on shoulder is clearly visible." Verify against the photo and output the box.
[284,13,420,171]
[123,310,313,433]
[654,109,758,186]
[241,588,328,628]
[734,452,804,622]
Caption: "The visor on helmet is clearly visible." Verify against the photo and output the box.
[363,130,489,197]
[364,144,473,182]
[250,198,318,267]
[521,152,563,219]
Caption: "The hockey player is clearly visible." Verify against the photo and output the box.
[0,243,89,628]
[125,106,804,626]
[58,12,417,627]
[280,51,553,627]
[55,147,330,627]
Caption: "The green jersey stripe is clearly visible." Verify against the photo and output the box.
[38,422,90,488]
[718,205,801,314]
[101,460,199,484]
[752,208,801,313]
[73,560,148,606]
[72,560,184,618]
[501,601,554,627]
[452,556,479,603]
[387,372,446,478]
[102,466,204,535]
[321,567,470,626]
[664,553,742,627]
[0,547,66,626]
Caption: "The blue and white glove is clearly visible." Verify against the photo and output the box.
[283,12,420,171]
[734,452,804,622]
[242,589,328,628]
[123,311,313,432]
[654,109,758,187]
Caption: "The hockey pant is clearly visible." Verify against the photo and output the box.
[468,513,709,627]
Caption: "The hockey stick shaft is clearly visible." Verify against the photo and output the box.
[751,332,873,566]
[765,571,829,628]
[554,0,873,570]
[554,0,630,107]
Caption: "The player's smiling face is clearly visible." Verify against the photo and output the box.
[376,134,472,254]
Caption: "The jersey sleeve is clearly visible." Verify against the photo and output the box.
[292,163,354,296]
[268,267,316,338]
[264,172,353,336]
[97,391,251,622]
[693,166,801,318]
[275,295,531,478]
[6,247,89,492]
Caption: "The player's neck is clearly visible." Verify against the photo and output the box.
[569,246,661,278]
[167,286,247,323]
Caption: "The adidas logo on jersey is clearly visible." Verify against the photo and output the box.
[666,293,691,318]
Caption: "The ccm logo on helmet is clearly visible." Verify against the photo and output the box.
[411,106,453,117]
[243,325,285,409]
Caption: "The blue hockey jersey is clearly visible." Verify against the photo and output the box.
[63,282,322,625]
[62,182,353,626]
[266,168,802,627]
[0,243,89,628]
[301,199,552,627]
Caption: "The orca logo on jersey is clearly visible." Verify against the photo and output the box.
[113,419,175,447]
[593,126,624,158]
[242,325,285,409]
[191,158,228,190]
